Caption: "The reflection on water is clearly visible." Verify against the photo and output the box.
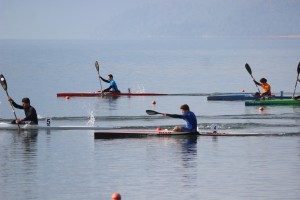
[178,135,198,188]
[1,130,39,200]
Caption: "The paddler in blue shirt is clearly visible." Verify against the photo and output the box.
[98,74,120,94]
[163,104,198,132]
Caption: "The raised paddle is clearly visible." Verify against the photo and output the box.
[292,62,300,98]
[95,61,102,91]
[0,74,20,129]
[245,63,261,94]
[146,110,163,115]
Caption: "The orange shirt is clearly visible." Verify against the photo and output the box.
[259,82,271,94]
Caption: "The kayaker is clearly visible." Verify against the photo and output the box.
[163,104,198,132]
[253,78,271,97]
[98,74,120,93]
[8,96,38,124]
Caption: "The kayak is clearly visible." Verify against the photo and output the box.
[94,129,198,139]
[245,99,300,106]
[207,93,291,101]
[57,91,168,97]
[199,132,265,136]
[0,122,105,130]
[94,129,265,139]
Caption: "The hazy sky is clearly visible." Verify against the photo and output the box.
[1,0,299,40]
[0,0,149,39]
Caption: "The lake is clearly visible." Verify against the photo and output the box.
[0,38,300,199]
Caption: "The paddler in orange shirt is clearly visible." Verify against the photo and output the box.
[253,78,271,97]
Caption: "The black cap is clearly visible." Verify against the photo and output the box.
[260,78,267,83]
[22,97,30,104]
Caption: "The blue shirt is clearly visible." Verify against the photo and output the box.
[181,111,198,132]
[109,80,119,92]
[100,76,120,92]
[166,111,198,132]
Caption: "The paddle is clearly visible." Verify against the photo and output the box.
[0,74,20,129]
[95,61,102,91]
[292,62,300,98]
[245,63,261,94]
[146,110,163,115]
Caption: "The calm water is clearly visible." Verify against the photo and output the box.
[0,38,300,199]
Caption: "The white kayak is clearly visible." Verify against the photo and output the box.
[0,122,104,130]
[199,132,265,136]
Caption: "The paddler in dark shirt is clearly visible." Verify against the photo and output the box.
[8,97,38,124]
[98,74,120,94]
[163,104,198,132]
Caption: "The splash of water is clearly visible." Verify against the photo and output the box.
[87,111,95,126]
[133,84,146,93]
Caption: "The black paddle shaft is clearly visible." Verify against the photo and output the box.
[292,62,300,98]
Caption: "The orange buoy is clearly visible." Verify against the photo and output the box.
[259,107,264,111]
[241,89,245,92]
[152,100,156,105]
[156,127,161,131]
[111,192,121,200]
[65,96,70,100]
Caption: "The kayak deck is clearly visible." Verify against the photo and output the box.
[57,91,168,97]
[245,99,300,106]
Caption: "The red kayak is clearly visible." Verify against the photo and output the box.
[57,91,168,97]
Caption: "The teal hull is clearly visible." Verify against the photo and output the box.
[245,99,300,106]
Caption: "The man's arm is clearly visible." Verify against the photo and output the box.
[165,113,182,119]
[99,76,110,83]
[11,100,23,109]
[253,80,260,85]
[103,86,113,92]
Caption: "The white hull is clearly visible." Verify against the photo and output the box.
[0,122,104,130]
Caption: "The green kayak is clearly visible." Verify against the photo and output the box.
[245,99,300,106]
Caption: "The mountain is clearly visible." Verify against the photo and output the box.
[93,0,300,39]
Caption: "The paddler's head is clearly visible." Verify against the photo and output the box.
[180,104,190,114]
[260,78,267,83]
[22,97,30,108]
[108,74,113,81]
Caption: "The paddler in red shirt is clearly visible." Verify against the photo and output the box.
[253,78,271,97]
